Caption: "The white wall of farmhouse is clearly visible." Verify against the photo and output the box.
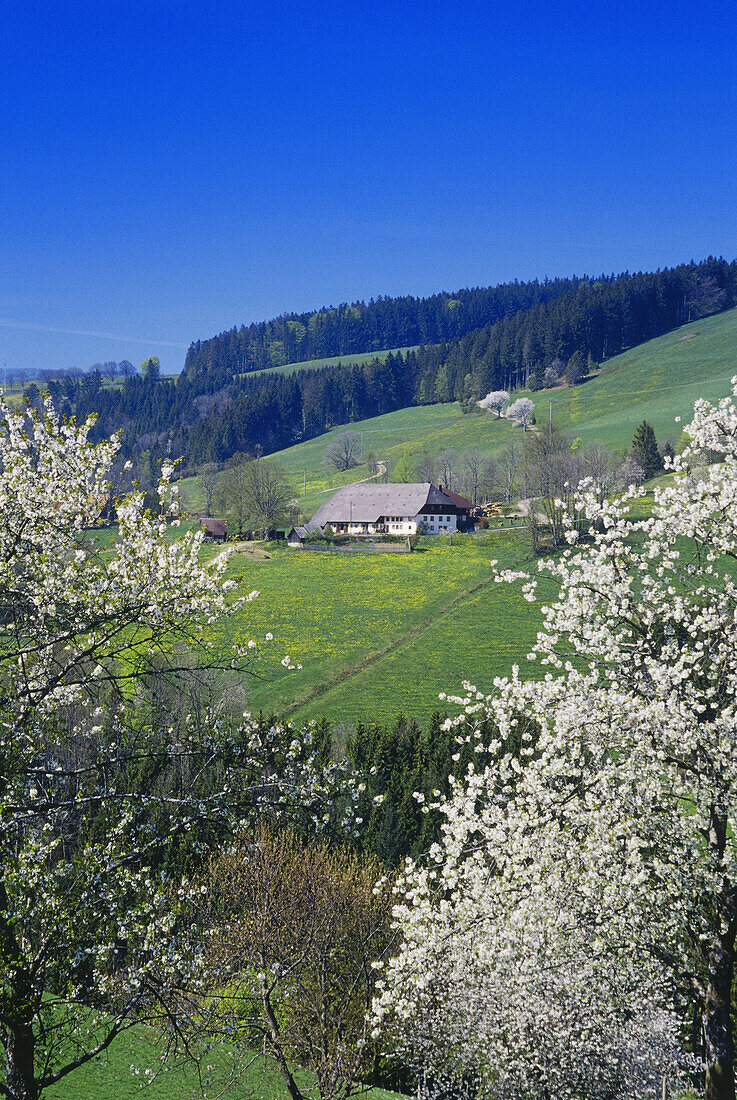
[417,512,458,534]
[383,515,418,535]
[338,512,458,536]
[349,515,459,535]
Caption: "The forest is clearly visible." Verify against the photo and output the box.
[182,275,582,375]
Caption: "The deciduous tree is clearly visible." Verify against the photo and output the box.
[479,390,509,418]
[198,827,394,1100]
[324,432,361,472]
[507,397,535,431]
[199,461,220,516]
[461,450,485,504]
[435,449,459,491]
[0,401,354,1100]
[240,458,295,536]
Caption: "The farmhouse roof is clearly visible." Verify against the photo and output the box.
[437,487,474,511]
[310,483,454,525]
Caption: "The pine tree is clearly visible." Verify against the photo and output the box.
[631,420,663,479]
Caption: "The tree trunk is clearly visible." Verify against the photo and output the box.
[259,967,306,1100]
[6,968,38,1100]
[0,877,38,1100]
[704,810,737,1100]
[704,932,736,1100]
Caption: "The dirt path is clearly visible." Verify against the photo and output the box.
[313,460,387,495]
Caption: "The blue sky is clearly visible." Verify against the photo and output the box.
[2,0,736,375]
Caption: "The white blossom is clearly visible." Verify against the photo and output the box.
[376,383,737,1097]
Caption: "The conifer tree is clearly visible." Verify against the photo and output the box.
[631,419,663,479]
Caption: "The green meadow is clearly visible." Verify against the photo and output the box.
[175,309,737,727]
[244,346,418,379]
[178,405,520,518]
[46,1018,402,1100]
[210,531,541,728]
[521,306,737,449]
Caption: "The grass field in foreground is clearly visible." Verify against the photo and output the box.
[207,531,542,729]
[45,1019,402,1100]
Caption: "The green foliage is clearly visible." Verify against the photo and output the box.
[391,454,415,482]
[565,349,587,384]
[139,356,160,380]
[348,713,497,864]
[631,419,664,478]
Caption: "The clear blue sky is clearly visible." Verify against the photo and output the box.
[2,0,736,375]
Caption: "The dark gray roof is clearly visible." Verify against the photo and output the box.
[437,487,474,511]
[288,522,323,540]
[310,483,453,525]
[201,517,227,537]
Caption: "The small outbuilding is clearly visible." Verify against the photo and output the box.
[287,522,324,547]
[201,517,228,541]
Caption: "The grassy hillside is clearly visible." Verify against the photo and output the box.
[521,306,737,449]
[175,308,737,727]
[178,403,519,517]
[245,346,418,379]
[180,307,737,518]
[267,405,519,517]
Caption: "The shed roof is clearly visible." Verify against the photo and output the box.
[201,517,228,537]
[289,522,323,540]
[310,483,453,525]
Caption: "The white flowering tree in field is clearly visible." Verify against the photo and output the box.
[479,390,510,418]
[375,382,737,1100]
[506,396,535,431]
[0,402,356,1100]
[0,402,241,723]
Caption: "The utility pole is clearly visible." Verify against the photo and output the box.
[360,431,363,460]
[549,397,552,433]
[303,470,306,496]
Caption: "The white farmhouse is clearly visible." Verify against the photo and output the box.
[308,483,473,536]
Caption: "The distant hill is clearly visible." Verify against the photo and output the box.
[46,257,737,478]
[244,345,418,379]
[179,258,737,468]
[184,258,736,387]
[183,277,580,377]
[179,306,737,520]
